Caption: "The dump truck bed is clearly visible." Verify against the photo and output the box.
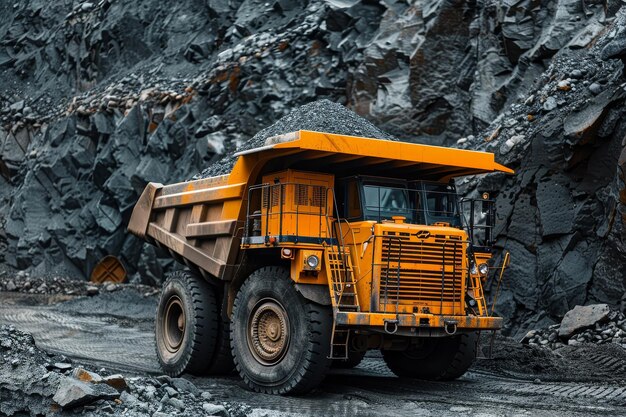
[128,173,244,280]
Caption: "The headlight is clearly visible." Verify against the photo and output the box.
[470,263,478,275]
[478,263,489,276]
[306,255,320,269]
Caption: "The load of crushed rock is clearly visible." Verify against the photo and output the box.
[522,304,626,350]
[194,99,397,178]
[0,325,246,416]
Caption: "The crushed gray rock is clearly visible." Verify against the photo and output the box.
[0,325,249,416]
[0,269,159,298]
[542,96,558,111]
[588,82,603,94]
[0,325,63,416]
[194,99,397,178]
[522,306,626,350]
[203,403,229,417]
[170,377,201,397]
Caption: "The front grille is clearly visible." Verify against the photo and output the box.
[380,232,464,305]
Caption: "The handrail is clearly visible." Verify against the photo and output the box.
[327,188,351,302]
[244,182,333,243]
[490,251,510,316]
[381,235,403,313]
[459,197,496,248]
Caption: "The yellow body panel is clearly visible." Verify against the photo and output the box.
[260,170,334,241]
[273,131,513,173]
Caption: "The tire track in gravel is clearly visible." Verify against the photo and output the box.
[0,305,159,373]
[332,361,626,407]
[586,349,626,374]
[192,362,625,417]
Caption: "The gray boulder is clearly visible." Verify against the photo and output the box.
[52,377,120,409]
[558,304,611,339]
[203,403,230,417]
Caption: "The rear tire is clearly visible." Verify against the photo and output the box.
[382,332,477,380]
[205,317,235,374]
[155,271,219,376]
[230,266,333,395]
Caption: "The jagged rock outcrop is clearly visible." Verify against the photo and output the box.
[458,7,626,336]
[1,0,625,331]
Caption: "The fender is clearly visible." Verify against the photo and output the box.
[294,283,331,306]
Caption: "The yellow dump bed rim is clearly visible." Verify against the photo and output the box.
[234,130,513,177]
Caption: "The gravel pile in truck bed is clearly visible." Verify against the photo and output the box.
[194,99,398,178]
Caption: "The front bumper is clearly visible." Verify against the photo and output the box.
[335,311,502,331]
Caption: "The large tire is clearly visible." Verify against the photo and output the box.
[382,332,477,380]
[230,266,333,395]
[205,317,235,374]
[332,349,366,369]
[155,271,219,376]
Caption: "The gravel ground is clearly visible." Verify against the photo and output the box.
[1,291,625,416]
[475,334,626,383]
[0,324,248,417]
[55,288,157,321]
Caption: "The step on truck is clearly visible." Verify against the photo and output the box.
[128,130,513,394]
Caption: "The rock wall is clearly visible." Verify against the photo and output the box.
[1,0,625,332]
[458,8,626,336]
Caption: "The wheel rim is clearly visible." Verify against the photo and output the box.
[163,296,185,353]
[248,299,290,365]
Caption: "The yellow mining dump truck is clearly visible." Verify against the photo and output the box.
[128,130,513,394]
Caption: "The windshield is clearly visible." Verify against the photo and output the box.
[423,184,457,217]
[362,185,411,220]
[337,176,462,226]
[420,182,460,225]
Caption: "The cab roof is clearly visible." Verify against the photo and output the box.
[234,130,513,181]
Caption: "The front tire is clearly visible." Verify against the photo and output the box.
[230,266,333,395]
[382,333,477,380]
[155,271,219,376]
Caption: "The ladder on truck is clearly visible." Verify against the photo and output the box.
[470,273,487,316]
[324,246,360,360]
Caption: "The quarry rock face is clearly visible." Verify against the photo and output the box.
[0,0,625,333]
[458,7,626,336]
